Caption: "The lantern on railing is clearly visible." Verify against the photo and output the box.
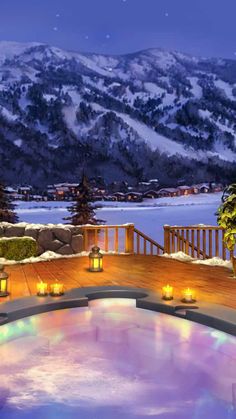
[50,281,64,297]
[89,246,103,272]
[0,265,9,297]
[37,280,48,297]
[182,288,196,303]
[162,284,174,301]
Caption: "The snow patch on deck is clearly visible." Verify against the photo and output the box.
[162,251,232,269]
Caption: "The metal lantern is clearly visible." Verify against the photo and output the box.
[0,265,9,297]
[89,246,103,272]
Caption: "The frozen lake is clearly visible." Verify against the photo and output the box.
[15,193,221,245]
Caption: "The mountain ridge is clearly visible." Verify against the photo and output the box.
[0,41,235,186]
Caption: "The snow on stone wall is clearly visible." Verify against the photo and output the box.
[0,223,84,256]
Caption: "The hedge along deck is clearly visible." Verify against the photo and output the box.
[0,237,37,260]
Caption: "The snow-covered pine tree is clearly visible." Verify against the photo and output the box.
[65,174,104,225]
[0,184,19,223]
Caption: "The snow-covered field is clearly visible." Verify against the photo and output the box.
[16,193,221,245]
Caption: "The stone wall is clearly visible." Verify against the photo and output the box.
[0,223,84,256]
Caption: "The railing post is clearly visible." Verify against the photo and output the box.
[125,224,134,254]
[81,227,87,251]
[164,225,171,254]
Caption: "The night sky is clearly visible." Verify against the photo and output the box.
[0,0,235,59]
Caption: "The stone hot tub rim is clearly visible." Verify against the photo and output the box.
[0,286,235,337]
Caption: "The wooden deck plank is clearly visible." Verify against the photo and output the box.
[2,255,236,310]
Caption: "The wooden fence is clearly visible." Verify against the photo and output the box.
[164,225,234,261]
[81,223,234,260]
[81,224,164,256]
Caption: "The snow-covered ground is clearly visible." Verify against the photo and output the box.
[15,193,221,245]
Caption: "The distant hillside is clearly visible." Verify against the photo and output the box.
[0,41,235,186]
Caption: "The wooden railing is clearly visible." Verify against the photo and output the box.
[134,228,164,255]
[81,224,164,255]
[164,225,234,260]
[81,223,233,260]
[81,224,135,254]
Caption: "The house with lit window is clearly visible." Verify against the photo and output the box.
[143,190,160,199]
[125,192,143,202]
[158,188,180,197]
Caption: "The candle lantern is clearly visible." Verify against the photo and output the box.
[37,280,48,297]
[162,284,174,301]
[0,265,9,297]
[89,246,103,272]
[182,288,196,303]
[50,281,64,297]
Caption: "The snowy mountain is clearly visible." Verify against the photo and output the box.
[0,41,235,186]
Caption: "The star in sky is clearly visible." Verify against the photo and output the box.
[53,27,58,32]
[165,12,169,17]
[106,34,111,39]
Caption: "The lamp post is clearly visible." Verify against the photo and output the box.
[89,246,103,272]
[0,265,9,297]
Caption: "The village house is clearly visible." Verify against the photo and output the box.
[46,183,80,200]
[192,185,201,194]
[143,190,160,199]
[158,188,180,198]
[112,192,126,202]
[210,183,223,193]
[18,186,32,200]
[198,183,210,193]
[177,185,193,196]
[4,187,19,199]
[103,195,117,202]
[125,192,143,202]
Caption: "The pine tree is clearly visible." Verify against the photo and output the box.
[0,184,19,223]
[65,174,104,225]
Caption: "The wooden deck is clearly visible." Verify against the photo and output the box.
[2,255,236,310]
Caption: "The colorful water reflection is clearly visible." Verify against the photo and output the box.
[0,298,236,418]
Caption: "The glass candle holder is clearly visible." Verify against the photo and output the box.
[50,281,64,297]
[182,288,196,303]
[162,284,174,301]
[36,280,48,297]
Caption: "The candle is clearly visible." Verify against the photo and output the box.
[50,281,64,296]
[182,288,195,303]
[162,284,173,301]
[37,281,48,296]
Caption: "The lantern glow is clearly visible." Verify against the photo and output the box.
[182,288,196,303]
[89,246,103,272]
[0,265,9,297]
[37,280,48,297]
[50,281,64,297]
[162,284,173,301]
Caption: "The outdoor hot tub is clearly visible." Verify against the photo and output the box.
[0,288,236,418]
